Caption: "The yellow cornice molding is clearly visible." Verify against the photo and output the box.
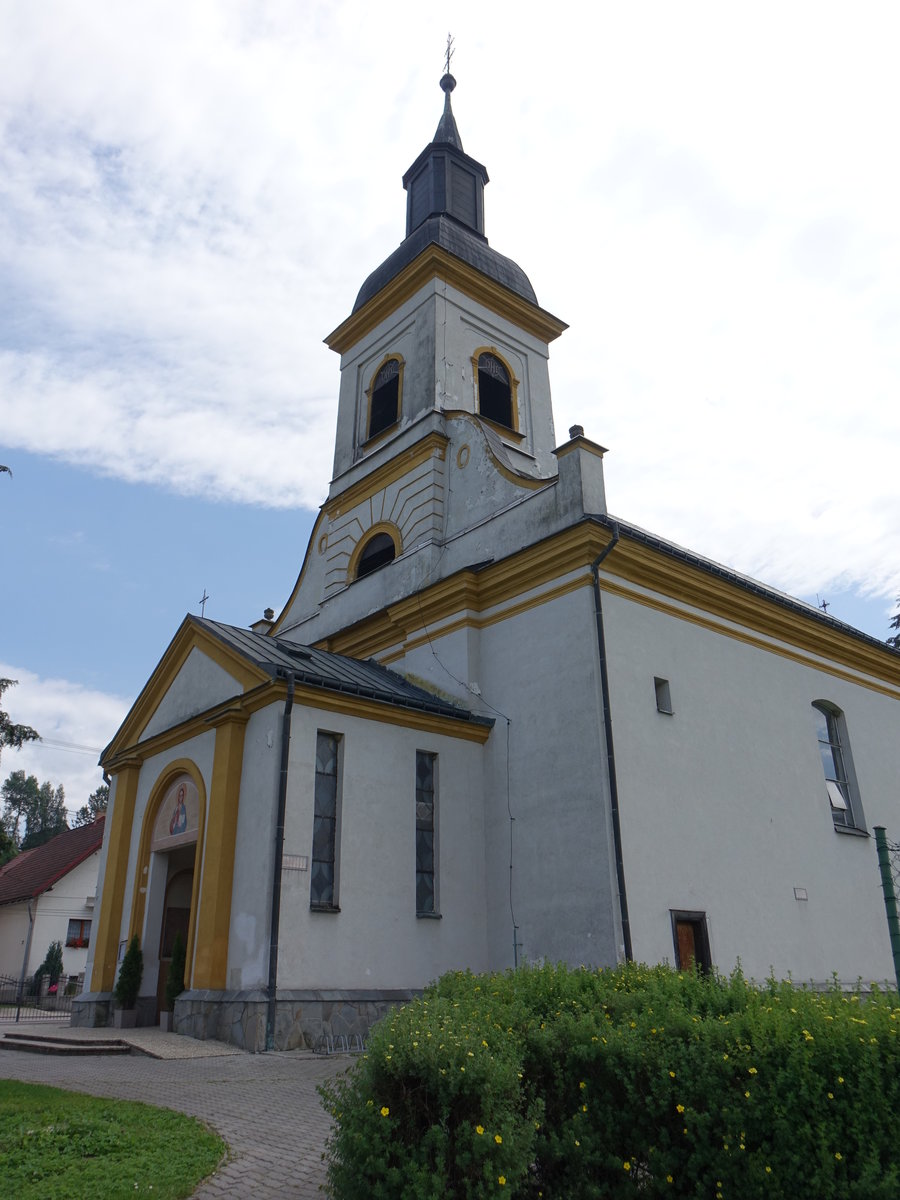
[325,245,568,354]
[316,521,900,693]
[324,430,449,519]
[289,681,492,742]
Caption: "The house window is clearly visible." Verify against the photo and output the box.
[367,357,402,440]
[670,911,711,973]
[416,751,437,915]
[477,352,514,429]
[654,677,673,714]
[812,702,862,830]
[310,732,341,909]
[356,531,396,578]
[66,918,91,949]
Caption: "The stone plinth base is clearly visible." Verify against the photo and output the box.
[174,988,419,1052]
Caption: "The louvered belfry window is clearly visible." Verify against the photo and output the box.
[311,732,340,908]
[416,751,436,914]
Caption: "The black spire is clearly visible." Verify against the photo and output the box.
[402,74,488,238]
[433,73,463,150]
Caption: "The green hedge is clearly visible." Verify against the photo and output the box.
[320,963,900,1199]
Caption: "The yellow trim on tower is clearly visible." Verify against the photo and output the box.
[347,521,403,582]
[324,431,449,520]
[191,706,250,990]
[326,244,568,354]
[364,353,405,444]
[471,345,521,435]
[90,759,141,992]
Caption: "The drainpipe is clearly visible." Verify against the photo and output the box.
[266,670,295,1051]
[16,898,36,1021]
[591,522,633,963]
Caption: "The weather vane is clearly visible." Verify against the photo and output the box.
[444,32,455,77]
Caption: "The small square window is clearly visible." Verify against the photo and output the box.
[654,677,673,715]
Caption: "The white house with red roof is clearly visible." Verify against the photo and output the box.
[0,817,105,989]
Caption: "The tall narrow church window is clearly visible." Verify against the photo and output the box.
[477,352,514,429]
[812,702,862,830]
[311,732,340,909]
[416,751,437,915]
[356,531,396,579]
[367,357,402,440]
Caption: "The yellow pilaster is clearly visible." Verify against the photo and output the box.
[90,759,142,992]
[191,707,249,990]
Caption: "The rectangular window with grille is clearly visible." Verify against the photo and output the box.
[416,751,437,915]
[310,732,341,909]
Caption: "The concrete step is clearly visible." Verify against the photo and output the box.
[0,1033,132,1056]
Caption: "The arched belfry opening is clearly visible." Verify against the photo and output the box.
[477,352,515,429]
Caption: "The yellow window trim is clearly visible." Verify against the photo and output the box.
[363,353,404,445]
[471,346,520,435]
[347,521,403,583]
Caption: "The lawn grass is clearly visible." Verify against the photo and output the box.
[0,1080,225,1199]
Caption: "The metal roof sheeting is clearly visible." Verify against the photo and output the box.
[201,619,491,726]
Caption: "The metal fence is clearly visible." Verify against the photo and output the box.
[874,827,900,992]
[0,973,74,1022]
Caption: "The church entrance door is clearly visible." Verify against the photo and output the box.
[156,864,193,1020]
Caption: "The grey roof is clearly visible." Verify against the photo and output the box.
[353,215,538,312]
[592,514,898,656]
[200,618,492,727]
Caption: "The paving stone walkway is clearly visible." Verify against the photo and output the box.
[0,1024,350,1197]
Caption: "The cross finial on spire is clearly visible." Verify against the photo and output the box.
[444,32,455,77]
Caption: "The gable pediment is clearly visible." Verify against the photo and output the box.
[102,617,268,762]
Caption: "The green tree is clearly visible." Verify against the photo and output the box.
[114,935,143,1010]
[1,771,68,850]
[0,678,39,768]
[888,600,900,651]
[73,782,109,827]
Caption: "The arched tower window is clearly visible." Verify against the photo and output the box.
[356,531,396,578]
[367,357,402,441]
[476,351,515,429]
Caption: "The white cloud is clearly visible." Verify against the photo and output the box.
[1,1,899,602]
[0,665,129,819]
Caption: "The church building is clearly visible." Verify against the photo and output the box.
[76,75,900,1049]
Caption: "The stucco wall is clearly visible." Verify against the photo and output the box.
[228,701,489,992]
[603,587,900,985]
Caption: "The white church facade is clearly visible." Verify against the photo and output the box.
[76,75,900,1049]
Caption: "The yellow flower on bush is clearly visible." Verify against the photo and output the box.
[669,1070,676,1078]
[666,1174,674,1184]
[676,1104,685,1114]
[476,1125,484,1136]
[748,1067,757,1075]
[835,1152,843,1161]
[623,1161,631,1171]
[494,1134,503,1144]
[579,1080,586,1090]
[498,1176,506,1187]
[380,1106,390,1117]
[765,1166,772,1174]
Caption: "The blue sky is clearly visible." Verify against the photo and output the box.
[1,1,899,815]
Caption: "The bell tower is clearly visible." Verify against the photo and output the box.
[275,74,571,635]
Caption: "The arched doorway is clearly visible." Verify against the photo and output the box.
[147,773,201,1020]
